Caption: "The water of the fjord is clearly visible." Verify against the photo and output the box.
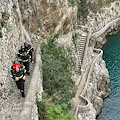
[97,30,120,120]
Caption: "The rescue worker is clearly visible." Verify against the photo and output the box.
[11,61,25,75]
[18,45,27,58]
[18,48,31,75]
[24,42,34,63]
[10,63,26,97]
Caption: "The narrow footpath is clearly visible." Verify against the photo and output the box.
[72,52,98,114]
[0,42,38,120]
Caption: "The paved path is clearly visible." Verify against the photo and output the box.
[72,52,98,114]
[0,43,38,120]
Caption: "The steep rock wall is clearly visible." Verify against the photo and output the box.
[18,0,77,38]
[87,60,110,115]
[0,0,77,106]
[0,0,31,103]
[0,0,120,119]
[0,0,77,119]
[84,1,120,117]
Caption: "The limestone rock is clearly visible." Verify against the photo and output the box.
[18,0,77,38]
[88,60,110,115]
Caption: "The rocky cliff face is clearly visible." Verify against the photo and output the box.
[86,1,120,33]
[0,0,31,101]
[0,0,77,117]
[18,0,77,38]
[1,0,120,119]
[87,60,110,115]
[84,0,120,117]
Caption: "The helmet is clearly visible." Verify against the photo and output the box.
[21,46,25,51]
[13,63,20,69]
[24,42,28,46]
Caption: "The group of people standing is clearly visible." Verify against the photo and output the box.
[10,42,34,97]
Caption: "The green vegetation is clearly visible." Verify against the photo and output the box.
[78,1,89,18]
[1,20,4,27]
[47,104,77,120]
[0,31,3,38]
[111,7,114,11]
[37,34,77,119]
[1,12,7,17]
[36,100,48,120]
[88,0,116,13]
[36,96,77,120]
[38,23,42,28]
[88,35,96,46]
[8,89,14,95]
[42,91,49,100]
[0,11,8,38]
[18,33,22,41]
[7,24,13,32]
[91,35,96,40]
[13,4,17,9]
[75,0,116,24]
[40,34,76,104]
[68,0,77,7]
[36,101,77,120]
[72,33,79,52]
[104,0,116,6]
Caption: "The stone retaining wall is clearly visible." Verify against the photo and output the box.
[75,95,96,120]
[81,48,103,98]
[92,18,120,38]
[19,44,43,120]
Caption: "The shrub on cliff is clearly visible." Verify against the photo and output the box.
[36,99,77,120]
[40,34,76,104]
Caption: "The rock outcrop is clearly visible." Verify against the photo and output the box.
[81,1,120,118]
[0,0,77,107]
[18,0,77,38]
[0,0,77,119]
[0,0,31,102]
[88,60,110,115]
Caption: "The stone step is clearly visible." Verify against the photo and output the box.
[79,53,84,57]
[80,42,85,45]
[81,37,86,40]
[77,32,88,67]
[79,45,85,48]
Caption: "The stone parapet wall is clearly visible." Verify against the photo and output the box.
[92,18,120,38]
[81,48,103,97]
[20,44,43,120]
[75,95,96,120]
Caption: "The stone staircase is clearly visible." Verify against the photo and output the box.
[77,32,88,72]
